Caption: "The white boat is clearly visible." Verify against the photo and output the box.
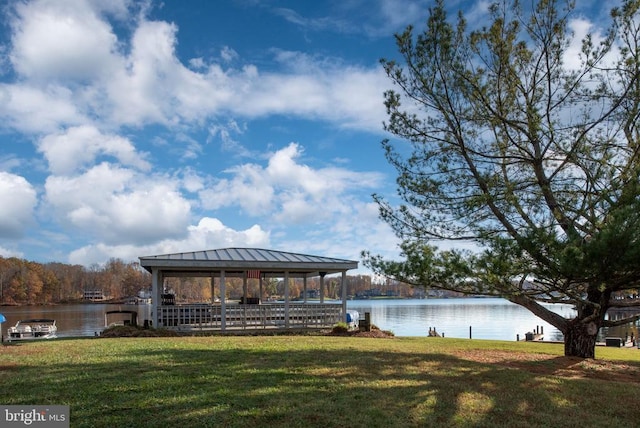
[7,319,57,341]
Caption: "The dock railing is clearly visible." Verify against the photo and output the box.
[158,303,343,331]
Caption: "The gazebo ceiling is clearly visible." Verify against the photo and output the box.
[139,247,359,277]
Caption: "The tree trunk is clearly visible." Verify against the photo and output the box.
[563,320,599,358]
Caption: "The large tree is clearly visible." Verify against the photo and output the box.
[364,0,640,358]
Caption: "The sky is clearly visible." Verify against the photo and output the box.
[0,0,611,271]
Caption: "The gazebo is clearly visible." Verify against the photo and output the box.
[139,248,358,331]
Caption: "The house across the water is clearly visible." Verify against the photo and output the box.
[83,290,108,301]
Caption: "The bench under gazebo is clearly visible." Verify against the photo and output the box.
[139,248,358,332]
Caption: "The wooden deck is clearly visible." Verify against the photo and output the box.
[158,303,343,331]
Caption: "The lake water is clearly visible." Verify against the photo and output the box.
[347,298,575,341]
[0,298,582,341]
[0,303,152,338]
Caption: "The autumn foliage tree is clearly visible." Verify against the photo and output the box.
[0,257,151,305]
[364,0,640,358]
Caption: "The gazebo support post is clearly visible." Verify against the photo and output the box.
[210,274,215,304]
[242,274,248,303]
[341,271,347,322]
[151,269,163,327]
[319,272,326,304]
[284,271,290,328]
[303,276,308,303]
[220,270,226,331]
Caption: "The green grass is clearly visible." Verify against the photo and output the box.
[2,336,640,427]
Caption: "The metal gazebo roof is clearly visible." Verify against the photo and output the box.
[139,247,358,277]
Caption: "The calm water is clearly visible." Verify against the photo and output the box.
[0,303,152,338]
[0,298,580,341]
[347,298,575,341]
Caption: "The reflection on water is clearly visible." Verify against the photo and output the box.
[1,298,636,342]
[347,298,575,341]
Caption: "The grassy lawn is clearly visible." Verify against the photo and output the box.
[2,335,640,427]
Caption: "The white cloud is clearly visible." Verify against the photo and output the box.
[0,83,85,133]
[38,125,151,175]
[187,217,270,248]
[199,142,383,222]
[3,0,390,135]
[199,162,275,216]
[565,18,594,71]
[9,0,121,82]
[208,119,248,154]
[106,20,184,125]
[0,172,37,238]
[0,154,23,172]
[375,0,428,35]
[276,191,320,224]
[227,61,389,132]
[564,17,616,74]
[101,20,232,127]
[271,1,417,39]
[180,169,205,194]
[68,216,270,265]
[220,46,239,63]
[189,57,206,69]
[44,163,192,245]
[0,245,24,258]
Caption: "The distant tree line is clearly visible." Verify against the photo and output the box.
[0,256,427,305]
[0,257,151,305]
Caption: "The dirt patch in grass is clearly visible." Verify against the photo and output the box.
[328,324,395,338]
[350,329,395,338]
[347,328,395,338]
[455,349,640,384]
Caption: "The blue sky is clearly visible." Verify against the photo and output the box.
[0,0,611,270]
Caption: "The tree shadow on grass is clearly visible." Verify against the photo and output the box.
[3,339,640,427]
[451,347,640,384]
